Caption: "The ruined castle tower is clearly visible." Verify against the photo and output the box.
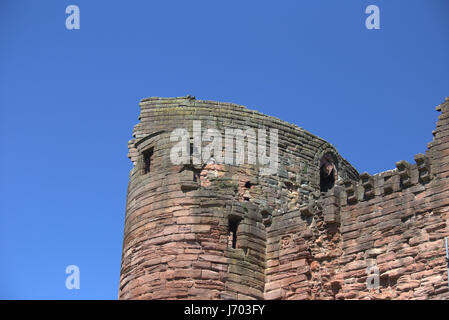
[119,96,449,300]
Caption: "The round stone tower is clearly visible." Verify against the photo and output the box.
[119,96,359,300]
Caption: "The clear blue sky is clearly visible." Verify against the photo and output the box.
[1,0,448,299]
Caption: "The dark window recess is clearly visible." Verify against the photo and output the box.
[243,181,252,201]
[228,218,241,249]
[143,147,154,174]
[320,155,337,192]
[320,165,335,192]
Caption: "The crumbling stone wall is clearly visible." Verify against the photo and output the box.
[119,96,449,300]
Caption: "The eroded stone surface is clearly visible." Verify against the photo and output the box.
[119,96,449,300]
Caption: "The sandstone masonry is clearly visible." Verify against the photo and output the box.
[119,96,449,300]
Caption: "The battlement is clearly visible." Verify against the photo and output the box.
[295,97,449,219]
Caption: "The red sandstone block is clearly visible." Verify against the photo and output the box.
[160,271,174,280]
[166,280,194,288]
[199,254,228,264]
[201,241,227,251]
[428,257,446,268]
[226,281,250,295]
[266,271,295,282]
[184,248,202,254]
[131,283,152,297]
[163,225,179,239]
[328,249,342,258]
[290,259,307,268]
[377,262,392,274]
[396,246,419,259]
[177,253,199,261]
[173,233,197,241]
[404,262,425,274]
[398,291,415,299]
[247,287,264,299]
[421,274,443,285]
[161,255,176,263]
[201,270,220,280]
[238,293,256,300]
[415,249,439,261]
[380,259,401,271]
[344,242,373,255]
[167,260,192,268]
[425,222,447,233]
[377,252,396,264]
[192,261,211,269]
[168,289,190,299]
[134,292,154,300]
[414,285,435,298]
[147,235,172,245]
[313,252,331,260]
[374,235,402,247]
[188,288,216,299]
[195,280,224,290]
[220,292,238,300]
[277,262,293,272]
[434,286,449,296]
[173,269,201,279]
[397,280,420,291]
[264,281,280,292]
[266,260,279,268]
[211,263,228,272]
[342,230,360,241]
[172,210,191,217]
[369,290,396,300]
[296,264,311,275]
[279,276,301,288]
[345,282,366,292]
[190,225,212,233]
[265,288,283,300]
[398,256,414,267]
[383,267,406,279]
[417,240,442,253]
[411,269,436,280]
[335,292,346,300]
[291,274,308,286]
[142,257,162,267]
[287,293,310,300]
[343,291,358,299]
[310,261,320,271]
[345,260,366,272]
[176,216,202,224]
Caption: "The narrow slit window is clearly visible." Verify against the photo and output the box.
[228,218,241,249]
[143,147,154,174]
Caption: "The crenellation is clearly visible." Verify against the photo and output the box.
[396,160,413,189]
[360,172,374,200]
[344,180,358,204]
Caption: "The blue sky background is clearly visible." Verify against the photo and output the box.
[0,0,448,299]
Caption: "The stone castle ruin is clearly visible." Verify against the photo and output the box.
[119,96,449,300]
